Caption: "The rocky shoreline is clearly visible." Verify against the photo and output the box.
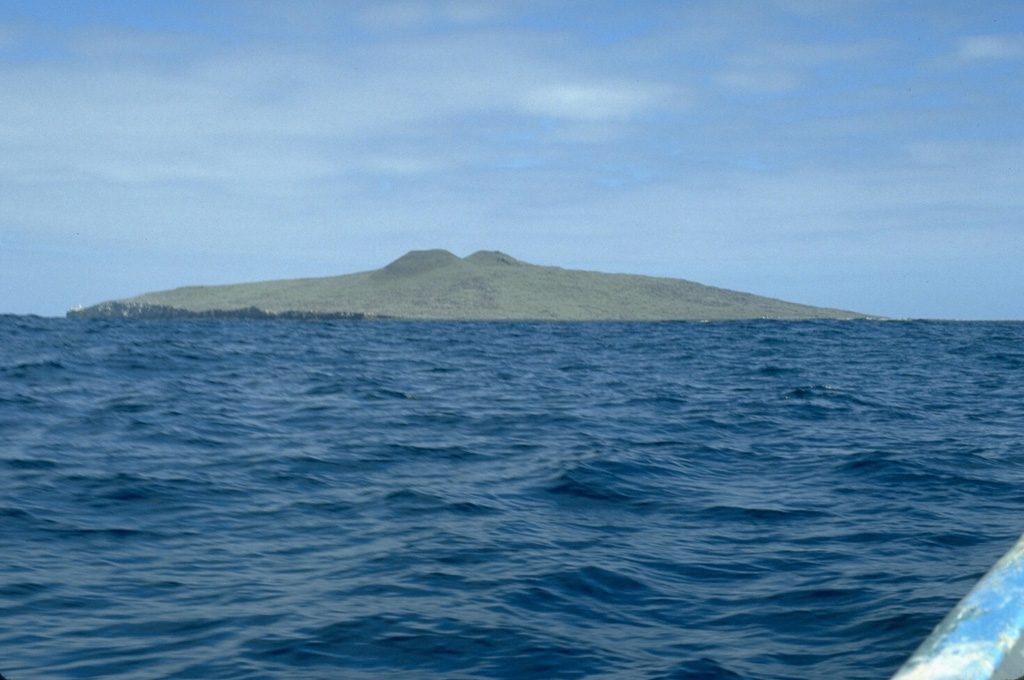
[66,301,385,321]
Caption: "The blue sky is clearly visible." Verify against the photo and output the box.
[1,1,1022,319]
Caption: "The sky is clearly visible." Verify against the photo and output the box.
[1,1,1022,319]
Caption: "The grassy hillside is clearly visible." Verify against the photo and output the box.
[68,249,874,320]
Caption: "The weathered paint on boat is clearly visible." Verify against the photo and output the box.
[891,532,1024,680]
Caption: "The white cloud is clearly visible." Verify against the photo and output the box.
[365,154,450,176]
[357,0,503,30]
[709,35,894,97]
[519,82,676,121]
[713,68,802,94]
[778,0,877,16]
[0,14,693,221]
[957,35,1024,61]
[760,38,892,67]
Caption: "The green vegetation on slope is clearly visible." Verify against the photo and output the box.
[68,249,874,320]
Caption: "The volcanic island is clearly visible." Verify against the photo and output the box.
[67,249,875,321]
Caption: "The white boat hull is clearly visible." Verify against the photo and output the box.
[891,533,1024,680]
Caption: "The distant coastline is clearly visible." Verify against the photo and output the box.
[68,249,878,322]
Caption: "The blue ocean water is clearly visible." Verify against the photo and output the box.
[2,317,1024,679]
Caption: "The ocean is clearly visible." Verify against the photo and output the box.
[2,316,1023,679]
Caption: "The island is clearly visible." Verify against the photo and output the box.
[67,249,874,321]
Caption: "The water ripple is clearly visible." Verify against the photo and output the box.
[1,318,1023,678]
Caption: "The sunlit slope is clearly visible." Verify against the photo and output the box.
[69,249,873,320]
